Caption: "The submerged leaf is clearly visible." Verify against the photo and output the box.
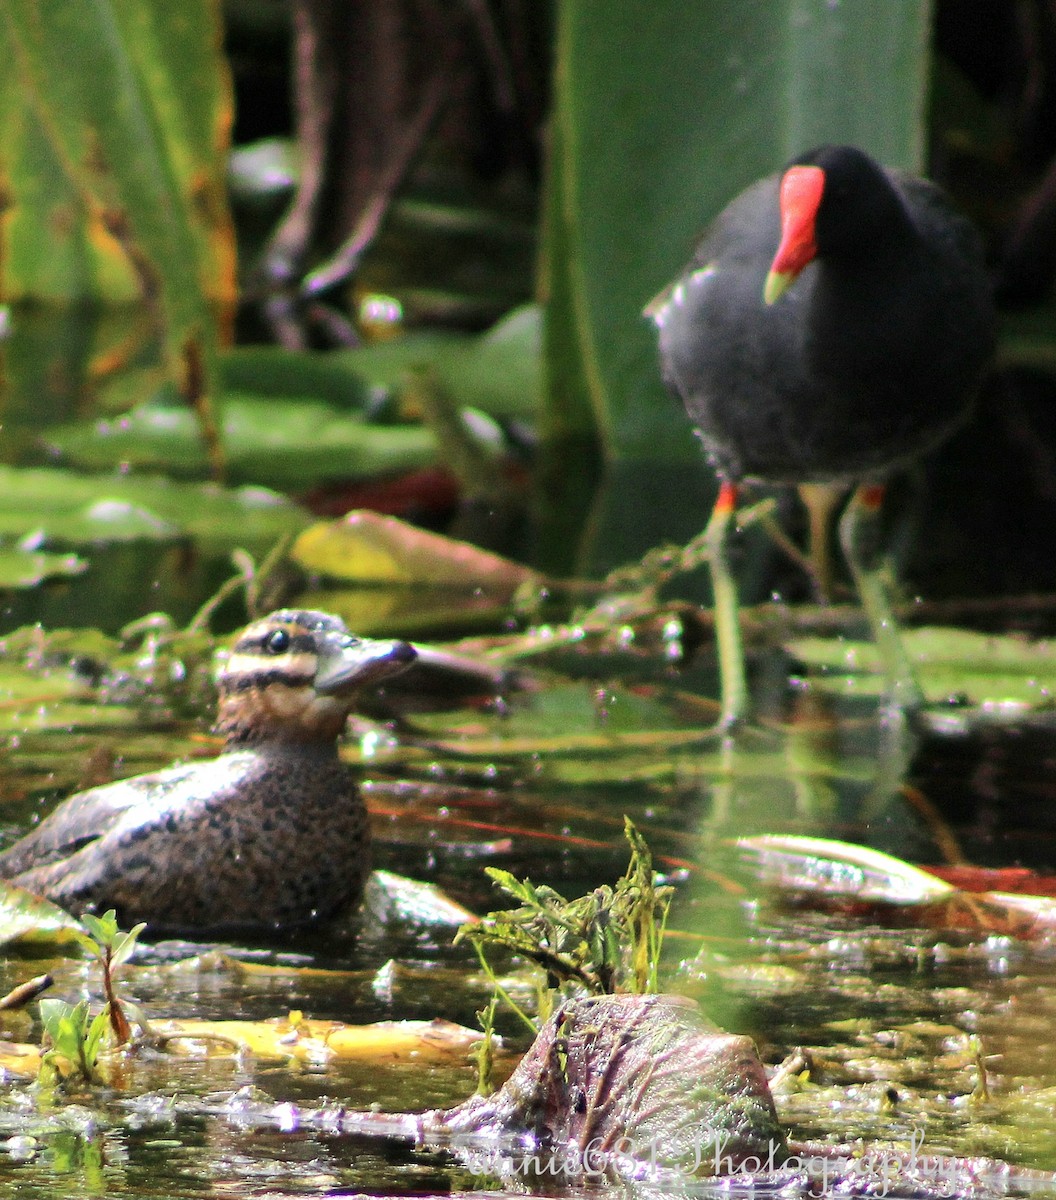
[152,1015,483,1064]
[0,883,84,947]
[43,398,439,490]
[788,627,1056,708]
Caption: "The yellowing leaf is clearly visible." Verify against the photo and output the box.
[0,1040,42,1079]
[152,1014,482,1064]
[292,510,541,590]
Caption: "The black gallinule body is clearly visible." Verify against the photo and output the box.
[648,144,995,725]
[0,610,416,933]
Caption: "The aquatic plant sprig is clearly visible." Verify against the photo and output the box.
[457,818,674,1030]
[75,910,146,1046]
[38,910,145,1087]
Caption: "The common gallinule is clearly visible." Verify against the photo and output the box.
[0,611,416,932]
[648,144,995,726]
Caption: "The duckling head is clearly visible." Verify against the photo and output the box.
[215,609,417,746]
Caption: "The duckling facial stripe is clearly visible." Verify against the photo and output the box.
[222,650,320,681]
[221,671,317,693]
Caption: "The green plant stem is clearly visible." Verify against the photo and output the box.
[704,483,748,728]
[471,942,538,1037]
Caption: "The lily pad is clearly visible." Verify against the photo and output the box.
[292,510,540,589]
[787,626,1056,707]
[218,345,370,409]
[43,397,439,490]
[0,466,310,559]
[0,881,85,947]
[331,303,541,421]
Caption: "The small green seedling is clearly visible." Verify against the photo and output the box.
[38,999,111,1086]
[38,910,146,1086]
[75,910,146,1046]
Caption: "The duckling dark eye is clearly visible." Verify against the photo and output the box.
[264,628,291,655]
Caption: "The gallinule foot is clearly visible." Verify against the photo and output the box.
[0,610,416,933]
[648,145,995,727]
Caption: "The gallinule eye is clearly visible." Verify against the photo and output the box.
[648,144,996,727]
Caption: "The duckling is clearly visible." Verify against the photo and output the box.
[0,610,416,934]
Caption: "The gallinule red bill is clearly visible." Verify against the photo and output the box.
[648,144,995,726]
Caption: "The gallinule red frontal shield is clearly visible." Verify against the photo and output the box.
[648,145,995,726]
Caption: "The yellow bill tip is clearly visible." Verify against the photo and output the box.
[763,269,794,306]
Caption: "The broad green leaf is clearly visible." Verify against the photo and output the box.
[110,923,147,968]
[40,999,89,1060]
[0,22,137,303]
[84,1010,111,1064]
[1,0,236,474]
[80,911,120,948]
[43,398,439,489]
[0,467,310,559]
[788,627,1056,707]
[543,2,931,464]
[0,883,84,947]
[1,0,235,309]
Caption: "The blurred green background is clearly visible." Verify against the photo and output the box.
[1,0,1054,631]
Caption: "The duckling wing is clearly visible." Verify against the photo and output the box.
[0,755,253,877]
[0,748,368,931]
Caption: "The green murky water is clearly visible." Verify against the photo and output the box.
[2,662,1056,1196]
[4,305,1056,1196]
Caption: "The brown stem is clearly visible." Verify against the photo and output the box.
[103,950,133,1046]
[301,57,455,298]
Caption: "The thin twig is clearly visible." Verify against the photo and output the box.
[301,57,456,298]
[460,0,516,111]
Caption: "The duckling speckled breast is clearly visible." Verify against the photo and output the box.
[0,611,416,934]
